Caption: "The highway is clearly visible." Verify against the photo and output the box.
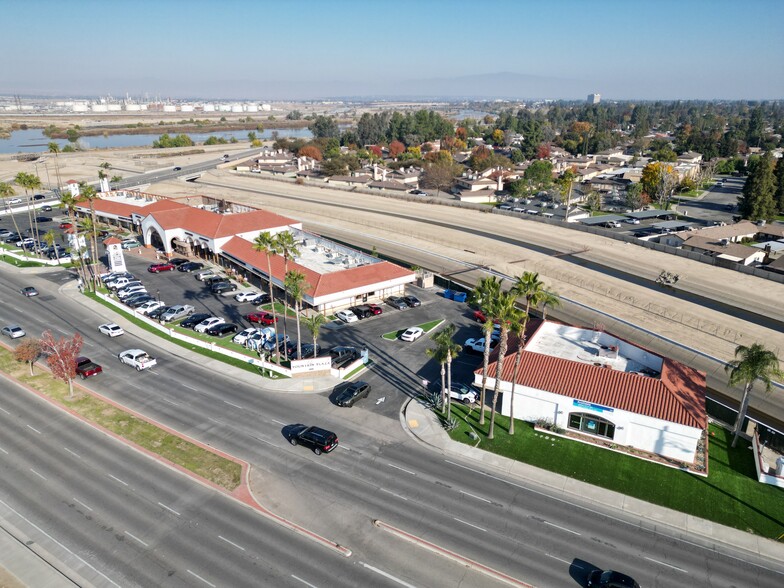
[1,267,782,587]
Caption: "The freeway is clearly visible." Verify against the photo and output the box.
[1,268,782,587]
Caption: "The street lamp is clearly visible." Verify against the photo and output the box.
[156,289,160,303]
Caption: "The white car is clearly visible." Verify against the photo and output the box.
[7,198,22,205]
[2,325,26,339]
[118,286,147,300]
[137,300,166,315]
[625,218,640,224]
[98,323,124,337]
[400,327,424,342]
[118,349,157,371]
[336,310,358,324]
[244,327,275,350]
[233,327,261,346]
[235,291,262,303]
[194,317,225,333]
[464,337,497,354]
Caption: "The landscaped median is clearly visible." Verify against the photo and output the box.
[443,403,784,539]
[382,319,444,341]
[0,344,242,492]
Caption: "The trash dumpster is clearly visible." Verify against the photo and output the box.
[452,291,468,303]
[443,289,454,300]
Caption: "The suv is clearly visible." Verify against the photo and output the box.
[386,296,408,310]
[335,381,371,407]
[212,281,237,294]
[178,261,204,273]
[289,425,338,455]
[180,312,212,329]
[587,570,640,588]
[330,346,359,369]
[204,275,228,286]
[348,305,372,319]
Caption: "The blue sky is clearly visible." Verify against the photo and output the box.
[3,0,782,100]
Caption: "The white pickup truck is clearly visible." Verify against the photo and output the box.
[464,337,498,355]
[118,348,157,371]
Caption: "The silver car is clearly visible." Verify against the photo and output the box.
[160,304,195,323]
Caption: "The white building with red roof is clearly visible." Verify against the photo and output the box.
[476,320,707,464]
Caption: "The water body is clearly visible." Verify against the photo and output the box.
[0,127,314,154]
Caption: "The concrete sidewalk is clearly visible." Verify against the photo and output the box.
[402,398,784,566]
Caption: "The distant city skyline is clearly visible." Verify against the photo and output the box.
[3,0,783,101]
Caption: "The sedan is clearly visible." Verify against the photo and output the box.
[235,291,263,303]
[400,327,424,342]
[59,222,73,230]
[1,325,26,339]
[148,262,175,273]
[137,300,166,315]
[194,317,225,333]
[168,258,189,266]
[180,312,212,329]
[41,205,53,212]
[386,296,408,310]
[206,322,239,337]
[335,310,358,324]
[587,569,640,588]
[33,194,46,201]
[7,197,22,205]
[335,382,371,407]
[409,189,427,196]
[625,218,640,225]
[178,261,205,273]
[34,216,53,223]
[366,304,383,315]
[127,296,156,309]
[147,305,172,320]
[173,166,182,171]
[211,281,238,294]
[246,312,276,325]
[98,323,124,337]
[233,327,261,346]
[402,295,421,308]
[20,286,39,297]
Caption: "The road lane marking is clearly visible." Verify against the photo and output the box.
[387,463,417,476]
[543,520,580,535]
[124,531,148,547]
[26,425,42,434]
[108,474,129,486]
[223,400,243,409]
[158,502,181,516]
[181,383,197,391]
[207,417,223,424]
[359,562,417,588]
[64,447,81,459]
[291,575,319,588]
[453,517,487,532]
[29,469,47,480]
[271,418,287,426]
[218,535,246,551]
[380,488,408,501]
[459,490,491,503]
[73,498,93,512]
[0,446,7,455]
[161,397,180,406]
[251,435,279,448]
[186,570,216,587]
[645,557,687,573]
[0,406,10,414]
[546,554,572,565]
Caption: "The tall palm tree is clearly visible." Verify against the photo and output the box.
[725,343,783,448]
[539,289,561,320]
[303,313,328,358]
[469,276,502,425]
[76,216,95,291]
[48,142,62,195]
[426,344,448,410]
[59,191,87,284]
[506,310,526,435]
[15,171,42,243]
[43,230,61,265]
[432,325,462,421]
[79,183,100,290]
[488,292,517,440]
[252,232,282,364]
[275,231,301,360]
[0,182,24,241]
[512,271,544,319]
[284,270,310,360]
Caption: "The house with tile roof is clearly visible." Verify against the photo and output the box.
[474,320,706,464]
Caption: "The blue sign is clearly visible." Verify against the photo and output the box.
[573,399,614,413]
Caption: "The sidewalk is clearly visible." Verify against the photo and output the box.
[402,398,784,566]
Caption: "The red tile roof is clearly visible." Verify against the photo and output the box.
[479,325,706,429]
[149,208,296,238]
[220,237,414,298]
[103,237,122,245]
[75,197,188,218]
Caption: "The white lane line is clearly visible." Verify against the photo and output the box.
[218,535,246,551]
[207,417,223,424]
[359,562,418,588]
[186,569,216,587]
[380,488,408,501]
[546,553,572,565]
[339,443,353,451]
[157,502,181,516]
[64,447,81,459]
[0,446,7,455]
[125,531,148,547]
[26,425,42,434]
[387,463,417,476]
[0,498,122,588]
[291,575,319,588]
[543,520,581,536]
[29,469,47,481]
[54,327,69,336]
[0,406,10,415]
[108,474,129,486]
[252,435,279,447]
[459,490,491,504]
[315,461,339,473]
[271,418,287,426]
[181,383,197,391]
[161,397,180,406]
[453,517,487,532]
[73,498,93,512]
[645,557,688,573]
[223,400,243,409]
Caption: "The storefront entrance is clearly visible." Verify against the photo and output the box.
[568,412,616,440]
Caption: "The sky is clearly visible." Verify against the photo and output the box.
[2,0,783,101]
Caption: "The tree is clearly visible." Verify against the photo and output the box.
[775,158,784,212]
[469,276,502,425]
[304,313,328,358]
[556,168,577,218]
[523,159,553,190]
[15,171,42,241]
[420,161,461,197]
[110,175,123,184]
[538,289,561,320]
[43,229,61,265]
[426,343,448,411]
[14,338,41,375]
[286,110,303,120]
[389,140,405,159]
[641,162,678,208]
[0,182,24,242]
[725,343,783,448]
[536,143,551,160]
[586,190,601,212]
[739,153,777,221]
[308,116,340,139]
[275,231,301,361]
[506,311,526,435]
[79,183,100,290]
[428,325,462,421]
[40,331,83,398]
[488,292,517,440]
[252,232,282,363]
[284,270,310,360]
[625,183,645,210]
[298,145,323,161]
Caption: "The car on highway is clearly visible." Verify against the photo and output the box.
[160,304,195,323]
[587,569,640,588]
[1,325,26,339]
[402,295,421,308]
[335,381,371,407]
[118,349,157,371]
[148,262,175,273]
[464,337,497,354]
[7,197,22,205]
[386,296,408,310]
[427,382,478,405]
[206,323,239,337]
[75,357,103,379]
[41,205,53,212]
[335,309,358,323]
[33,194,46,201]
[409,189,427,196]
[233,327,261,346]
[246,312,276,325]
[178,261,205,273]
[98,323,124,337]
[180,313,212,329]
[211,281,238,294]
[20,286,39,297]
[235,290,262,303]
[400,327,424,342]
[289,425,338,455]
[173,166,182,171]
[194,317,225,333]
[137,300,166,315]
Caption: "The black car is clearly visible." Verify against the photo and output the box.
[33,194,46,201]
[173,166,182,171]
[178,261,204,272]
[34,216,53,223]
[206,322,239,337]
[147,305,172,320]
[249,292,271,305]
[212,281,237,294]
[348,305,370,320]
[41,205,53,212]
[204,275,228,286]
[587,570,640,588]
[181,313,212,329]
[403,295,421,307]
[386,296,408,310]
[168,258,189,266]
[330,346,360,369]
[296,343,322,359]
[335,381,371,407]
[289,425,338,455]
[127,295,155,308]
[4,233,21,243]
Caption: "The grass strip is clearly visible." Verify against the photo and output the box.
[445,403,784,538]
[0,347,241,491]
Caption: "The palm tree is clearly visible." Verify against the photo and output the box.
[426,344,448,410]
[15,171,42,243]
[469,276,502,425]
[725,343,783,448]
[431,325,462,421]
[303,313,328,358]
[284,270,310,360]
[77,216,95,290]
[512,271,544,319]
[488,292,517,440]
[0,182,24,241]
[48,142,63,196]
[539,289,561,320]
[506,310,526,435]
[252,232,282,363]
[79,183,100,290]
[275,231,301,360]
[43,230,61,265]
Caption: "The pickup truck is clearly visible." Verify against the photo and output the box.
[75,357,103,379]
[464,337,498,354]
[118,348,157,371]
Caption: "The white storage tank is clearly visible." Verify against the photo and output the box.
[163,104,177,112]
[231,104,243,113]
[107,104,122,111]
[125,103,142,111]
[181,104,194,112]
[203,104,215,112]
[91,103,108,112]
[245,103,258,112]
[261,104,272,111]
[73,102,89,112]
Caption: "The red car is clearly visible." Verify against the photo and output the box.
[148,262,175,273]
[75,357,103,379]
[473,310,501,324]
[59,222,73,229]
[246,312,277,325]
[367,304,383,315]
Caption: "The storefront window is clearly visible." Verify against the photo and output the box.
[568,412,616,440]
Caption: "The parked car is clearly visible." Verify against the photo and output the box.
[20,286,39,297]
[59,222,73,230]
[386,296,408,310]
[102,272,134,284]
[288,425,338,455]
[1,325,25,339]
[335,381,371,407]
[148,262,175,273]
[235,290,262,303]
[427,382,478,405]
[587,569,640,588]
[127,296,156,309]
[118,349,157,371]
[330,346,359,369]
[34,216,52,223]
[168,258,189,266]
[195,269,217,281]
[75,357,102,379]
[178,261,204,273]
[262,334,289,352]
[206,322,239,337]
[348,306,371,320]
[464,337,497,354]
[204,275,228,286]
[248,292,271,305]
[244,328,275,351]
[98,323,124,337]
[118,285,147,299]
[246,312,277,325]
[147,305,172,320]
[137,300,166,315]
[160,304,195,323]
[410,189,427,196]
[233,327,261,346]
[194,317,225,333]
[400,327,424,342]
[121,240,141,249]
[335,309,358,323]
[295,343,323,359]
[402,295,421,308]
[108,277,138,290]
[366,303,383,315]
[211,281,238,294]
[625,218,640,225]
[180,313,212,329]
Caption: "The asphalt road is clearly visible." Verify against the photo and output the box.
[2,266,782,587]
